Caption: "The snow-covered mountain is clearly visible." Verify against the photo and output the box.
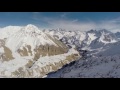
[0,24,80,78]
[43,28,120,78]
[44,29,119,49]
[1,24,120,78]
[43,29,120,57]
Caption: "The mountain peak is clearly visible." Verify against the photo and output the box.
[25,24,39,30]
[22,24,42,34]
[26,24,37,27]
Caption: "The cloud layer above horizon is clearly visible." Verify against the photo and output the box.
[32,12,120,32]
[44,18,120,32]
[0,12,120,32]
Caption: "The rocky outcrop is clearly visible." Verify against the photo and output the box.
[1,46,14,61]
[0,39,14,61]
[33,44,68,61]
[11,52,80,78]
[17,45,32,56]
[16,34,68,61]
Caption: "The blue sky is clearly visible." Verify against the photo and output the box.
[0,12,120,32]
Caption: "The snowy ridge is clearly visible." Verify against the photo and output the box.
[44,29,119,49]
[0,26,22,39]
[5,24,58,54]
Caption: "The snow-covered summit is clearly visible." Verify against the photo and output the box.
[98,29,118,44]
[0,24,42,39]
[3,25,64,53]
[23,24,42,33]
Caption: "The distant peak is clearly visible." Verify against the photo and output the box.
[99,29,111,33]
[87,29,97,33]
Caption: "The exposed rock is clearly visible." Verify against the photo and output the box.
[0,46,14,61]
[25,60,34,68]
[27,45,32,56]
[17,47,28,56]
[11,53,80,78]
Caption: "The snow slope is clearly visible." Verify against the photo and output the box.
[0,26,22,39]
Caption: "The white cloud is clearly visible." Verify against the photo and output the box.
[46,19,120,32]
[32,14,120,32]
[48,19,96,31]
[97,19,120,32]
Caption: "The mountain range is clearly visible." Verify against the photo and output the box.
[44,28,120,78]
[0,24,120,78]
